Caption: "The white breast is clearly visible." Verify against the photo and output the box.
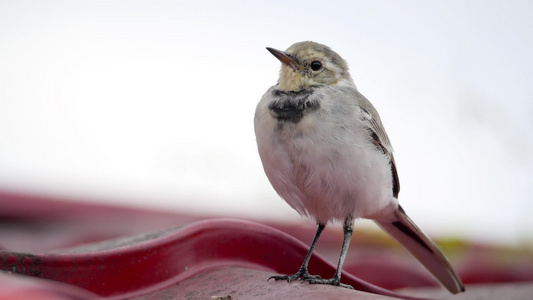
[254,86,394,224]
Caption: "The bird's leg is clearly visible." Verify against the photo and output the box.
[308,216,354,289]
[269,223,325,282]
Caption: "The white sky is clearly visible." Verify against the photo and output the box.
[1,1,532,246]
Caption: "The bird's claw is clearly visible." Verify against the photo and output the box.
[268,270,322,283]
[308,277,354,289]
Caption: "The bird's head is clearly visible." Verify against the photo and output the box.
[267,41,354,92]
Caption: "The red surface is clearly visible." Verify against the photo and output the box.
[1,190,532,299]
[0,218,412,299]
[0,272,99,300]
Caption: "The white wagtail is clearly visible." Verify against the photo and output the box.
[254,41,465,293]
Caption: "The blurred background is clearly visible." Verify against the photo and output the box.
[0,0,532,246]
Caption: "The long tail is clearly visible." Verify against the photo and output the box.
[374,205,465,294]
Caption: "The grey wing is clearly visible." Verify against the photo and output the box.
[358,98,400,198]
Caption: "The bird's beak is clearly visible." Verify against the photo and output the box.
[266,47,303,71]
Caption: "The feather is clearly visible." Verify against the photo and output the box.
[375,206,465,294]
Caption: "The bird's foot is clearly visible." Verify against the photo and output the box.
[308,277,354,289]
[268,269,322,283]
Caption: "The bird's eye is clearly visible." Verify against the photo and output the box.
[310,61,322,71]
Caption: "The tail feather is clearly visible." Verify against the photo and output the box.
[375,206,465,294]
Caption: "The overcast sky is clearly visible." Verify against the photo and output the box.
[1,1,532,246]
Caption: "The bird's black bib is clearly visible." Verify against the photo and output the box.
[268,88,320,123]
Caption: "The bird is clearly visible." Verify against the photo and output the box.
[254,41,465,294]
